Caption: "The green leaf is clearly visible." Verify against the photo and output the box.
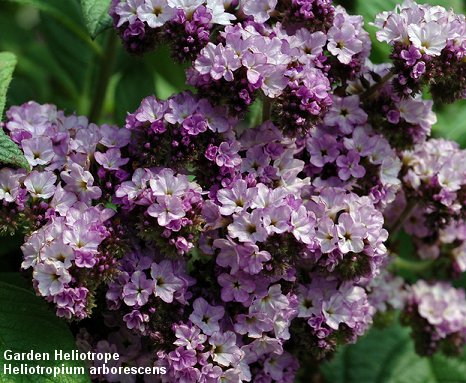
[80,0,112,39]
[0,52,29,170]
[0,51,16,118]
[432,100,466,148]
[0,275,91,382]
[5,0,102,57]
[321,320,466,383]
[114,61,155,124]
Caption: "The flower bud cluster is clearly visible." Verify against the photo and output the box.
[403,281,466,356]
[373,0,466,102]
[0,101,132,319]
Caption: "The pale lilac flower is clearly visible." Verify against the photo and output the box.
[43,240,74,268]
[168,0,203,15]
[206,0,236,25]
[336,213,365,254]
[327,23,363,64]
[324,95,367,134]
[242,0,277,23]
[63,224,102,254]
[147,196,186,226]
[218,272,255,303]
[408,21,448,56]
[168,347,197,371]
[217,180,257,216]
[228,211,268,243]
[336,151,366,180]
[290,206,315,245]
[151,260,183,303]
[50,184,78,216]
[24,171,57,199]
[123,309,149,332]
[33,260,71,296]
[189,298,225,335]
[209,331,243,367]
[137,0,175,28]
[149,169,189,197]
[316,218,339,254]
[0,168,23,202]
[262,206,291,235]
[94,148,129,171]
[123,271,154,306]
[234,312,274,338]
[22,137,54,166]
[251,285,289,318]
[115,0,144,27]
[60,163,102,202]
[99,124,131,148]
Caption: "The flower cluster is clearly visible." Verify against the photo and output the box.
[116,167,204,255]
[397,139,466,240]
[402,281,466,356]
[2,0,466,381]
[350,62,437,149]
[305,106,402,209]
[109,0,237,55]
[373,0,466,102]
[0,101,131,319]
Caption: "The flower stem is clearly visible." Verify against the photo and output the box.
[262,95,272,123]
[89,33,118,123]
[361,71,394,100]
[388,199,418,241]
[390,256,434,274]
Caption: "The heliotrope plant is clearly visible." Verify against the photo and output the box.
[0,0,465,382]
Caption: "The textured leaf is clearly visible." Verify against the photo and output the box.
[0,51,16,118]
[0,52,29,170]
[321,320,466,383]
[80,0,112,39]
[0,275,91,382]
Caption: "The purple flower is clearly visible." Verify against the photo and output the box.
[137,0,175,28]
[327,22,363,64]
[22,137,55,167]
[94,148,129,171]
[209,331,243,367]
[61,163,102,202]
[218,272,255,303]
[228,211,268,243]
[123,271,154,306]
[189,298,224,335]
[33,260,71,296]
[24,171,57,199]
[151,260,183,303]
[336,151,366,180]
[123,309,149,332]
[168,347,197,371]
[147,196,186,226]
[336,213,365,254]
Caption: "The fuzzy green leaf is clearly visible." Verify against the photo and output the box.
[0,51,16,118]
[0,275,91,382]
[321,320,466,383]
[80,0,112,39]
[0,51,29,170]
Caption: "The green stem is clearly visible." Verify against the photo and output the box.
[89,33,118,123]
[388,199,418,242]
[262,95,272,123]
[361,71,394,100]
[390,257,435,274]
